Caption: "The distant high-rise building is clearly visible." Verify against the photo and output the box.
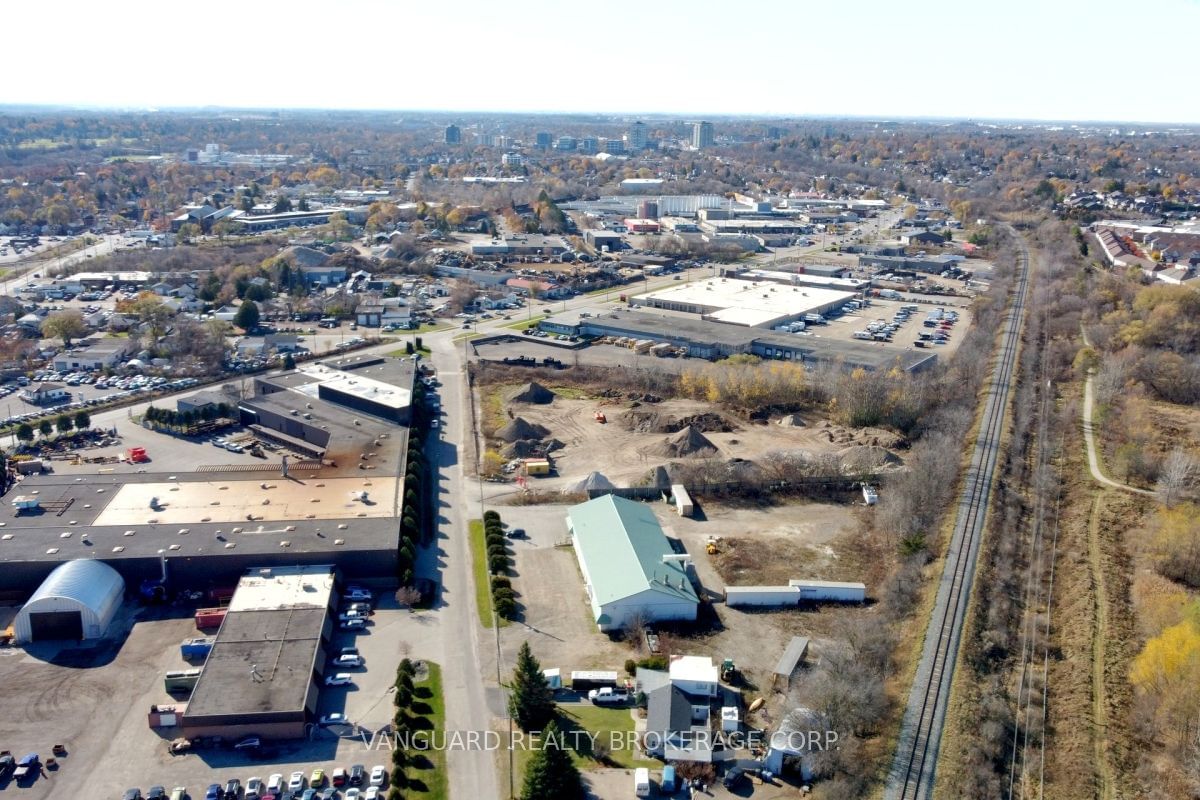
[603,138,625,155]
[692,121,714,149]
[555,136,577,152]
[765,125,783,140]
[580,136,599,155]
[444,124,461,144]
[627,121,648,150]
[535,132,553,150]
[501,152,525,167]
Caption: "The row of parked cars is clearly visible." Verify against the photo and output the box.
[124,764,389,800]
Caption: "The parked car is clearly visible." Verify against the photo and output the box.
[223,777,242,799]
[334,654,364,668]
[319,712,348,726]
[324,673,353,687]
[349,764,367,786]
[205,784,222,800]
[308,768,325,788]
[369,765,386,787]
[148,788,167,800]
[123,790,143,800]
[288,772,306,792]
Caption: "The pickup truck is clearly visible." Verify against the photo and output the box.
[588,687,630,706]
[13,753,38,779]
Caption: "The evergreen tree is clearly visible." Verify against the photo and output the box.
[508,642,555,732]
[520,720,584,800]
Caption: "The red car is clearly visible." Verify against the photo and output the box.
[331,767,348,787]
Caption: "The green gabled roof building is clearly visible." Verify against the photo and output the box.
[566,494,699,631]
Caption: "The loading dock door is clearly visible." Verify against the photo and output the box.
[28,611,83,641]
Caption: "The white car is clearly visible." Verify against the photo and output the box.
[340,618,366,631]
[334,654,364,668]
[266,774,283,793]
[319,712,348,726]
[325,673,353,687]
[288,771,306,792]
[369,765,386,787]
[364,788,381,800]
[344,789,362,800]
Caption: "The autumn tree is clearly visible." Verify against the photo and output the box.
[1131,606,1200,749]
[41,310,88,346]
[1151,503,1200,588]
[126,293,175,343]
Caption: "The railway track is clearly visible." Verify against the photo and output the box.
[885,235,1032,800]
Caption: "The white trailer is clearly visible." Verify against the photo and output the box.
[789,579,866,603]
[671,484,694,517]
[724,586,804,607]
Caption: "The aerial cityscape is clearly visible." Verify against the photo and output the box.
[0,2,1198,800]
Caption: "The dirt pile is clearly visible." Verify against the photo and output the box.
[817,421,907,449]
[497,417,551,443]
[509,382,556,404]
[621,410,737,434]
[501,438,564,459]
[777,414,807,427]
[650,425,720,458]
[837,444,904,472]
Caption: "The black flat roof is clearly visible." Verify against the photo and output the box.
[185,605,326,720]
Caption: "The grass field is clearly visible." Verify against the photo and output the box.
[403,662,448,800]
[512,704,656,783]
[499,315,546,330]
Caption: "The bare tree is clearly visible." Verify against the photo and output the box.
[395,586,422,608]
[1157,449,1198,507]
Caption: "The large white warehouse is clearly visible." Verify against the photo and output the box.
[567,495,699,631]
[14,560,125,643]
[633,276,856,328]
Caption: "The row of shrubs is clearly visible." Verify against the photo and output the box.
[483,510,516,620]
[384,658,432,799]
[397,384,433,588]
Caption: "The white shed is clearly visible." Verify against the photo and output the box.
[14,560,125,643]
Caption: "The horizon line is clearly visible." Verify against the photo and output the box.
[0,103,1198,129]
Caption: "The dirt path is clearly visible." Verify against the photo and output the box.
[1081,371,1154,497]
[1087,492,1115,800]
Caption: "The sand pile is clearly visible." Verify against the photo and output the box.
[650,425,719,458]
[563,471,617,493]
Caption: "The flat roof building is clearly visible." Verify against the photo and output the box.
[182,565,334,740]
[0,357,414,594]
[633,276,856,328]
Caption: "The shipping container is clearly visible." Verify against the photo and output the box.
[164,668,202,693]
[570,670,619,691]
[194,608,227,629]
[180,636,215,660]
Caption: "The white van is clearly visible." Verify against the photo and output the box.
[634,767,651,797]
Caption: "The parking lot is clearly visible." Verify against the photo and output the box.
[801,296,970,357]
[0,593,434,799]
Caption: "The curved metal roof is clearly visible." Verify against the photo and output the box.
[25,559,124,612]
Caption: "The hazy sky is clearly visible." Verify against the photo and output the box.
[5,0,1198,123]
